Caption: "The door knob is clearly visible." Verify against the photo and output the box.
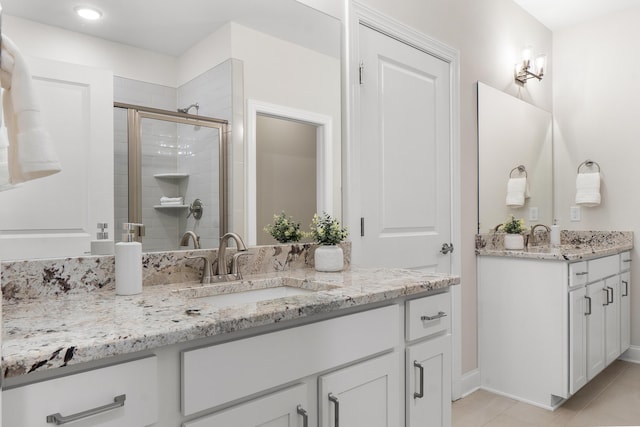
[440,243,454,254]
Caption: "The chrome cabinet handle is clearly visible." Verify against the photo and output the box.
[575,271,588,276]
[297,405,308,427]
[607,286,614,304]
[602,288,609,306]
[623,280,629,297]
[328,393,340,427]
[46,394,126,425]
[585,296,592,315]
[623,259,632,263]
[414,360,425,399]
[421,311,447,321]
[440,243,454,254]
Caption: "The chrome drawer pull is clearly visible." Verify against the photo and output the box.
[421,311,447,321]
[575,271,588,276]
[297,404,309,427]
[46,394,126,425]
[623,259,632,263]
[414,360,425,399]
[328,393,340,427]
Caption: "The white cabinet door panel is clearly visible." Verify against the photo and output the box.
[604,277,620,366]
[569,287,587,395]
[620,271,631,353]
[586,280,606,380]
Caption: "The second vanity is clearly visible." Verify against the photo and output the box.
[476,231,633,410]
[1,244,459,426]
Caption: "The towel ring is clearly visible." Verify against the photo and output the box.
[509,165,527,178]
[577,160,600,174]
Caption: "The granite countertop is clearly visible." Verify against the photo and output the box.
[475,230,633,261]
[2,267,459,379]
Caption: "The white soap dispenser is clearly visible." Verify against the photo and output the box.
[550,219,561,248]
[91,222,114,255]
[115,223,144,296]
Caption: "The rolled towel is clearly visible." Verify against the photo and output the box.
[0,34,62,184]
[506,177,527,207]
[575,172,601,207]
[160,196,184,205]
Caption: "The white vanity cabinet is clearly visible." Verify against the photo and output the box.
[405,293,452,427]
[3,356,158,427]
[479,251,631,409]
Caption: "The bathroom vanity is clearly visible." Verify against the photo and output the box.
[1,245,458,426]
[476,231,633,409]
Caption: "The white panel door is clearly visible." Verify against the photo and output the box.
[620,271,631,353]
[569,287,587,394]
[358,24,451,271]
[319,352,400,427]
[604,276,621,366]
[0,57,113,260]
[586,281,606,380]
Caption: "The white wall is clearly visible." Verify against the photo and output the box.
[357,0,553,375]
[553,7,640,348]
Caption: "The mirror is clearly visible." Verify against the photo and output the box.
[477,82,553,233]
[0,0,341,259]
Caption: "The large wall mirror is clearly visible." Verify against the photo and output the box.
[0,0,341,260]
[477,82,553,233]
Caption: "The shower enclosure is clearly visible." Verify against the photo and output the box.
[114,103,228,252]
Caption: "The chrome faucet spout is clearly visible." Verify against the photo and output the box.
[180,231,201,249]
[529,224,551,247]
[215,232,248,276]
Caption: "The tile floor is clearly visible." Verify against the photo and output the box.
[453,360,640,426]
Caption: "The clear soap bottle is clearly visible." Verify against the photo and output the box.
[115,223,144,295]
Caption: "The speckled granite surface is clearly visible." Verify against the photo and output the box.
[475,230,633,261]
[2,267,458,379]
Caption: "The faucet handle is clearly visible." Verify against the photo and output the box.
[231,251,250,280]
[186,255,213,284]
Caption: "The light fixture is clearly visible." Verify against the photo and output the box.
[515,47,546,84]
[74,6,103,21]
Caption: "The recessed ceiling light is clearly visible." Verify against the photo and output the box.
[74,6,103,20]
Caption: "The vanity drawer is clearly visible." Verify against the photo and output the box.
[569,261,588,287]
[589,255,619,282]
[621,251,632,271]
[405,291,451,341]
[3,356,157,427]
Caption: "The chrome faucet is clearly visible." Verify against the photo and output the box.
[180,231,201,249]
[529,224,551,247]
[214,232,249,279]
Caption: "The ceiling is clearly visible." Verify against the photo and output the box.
[513,0,640,30]
[0,0,340,57]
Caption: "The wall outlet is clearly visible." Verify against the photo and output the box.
[529,207,539,221]
[570,206,581,222]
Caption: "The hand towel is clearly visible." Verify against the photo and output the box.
[0,34,61,184]
[575,172,601,207]
[160,196,184,205]
[506,177,528,207]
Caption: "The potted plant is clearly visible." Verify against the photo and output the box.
[264,212,304,243]
[310,212,349,272]
[501,215,527,250]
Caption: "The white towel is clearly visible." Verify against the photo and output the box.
[0,34,61,184]
[506,177,528,207]
[160,196,184,205]
[575,172,601,207]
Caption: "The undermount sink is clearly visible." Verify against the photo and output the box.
[176,277,337,308]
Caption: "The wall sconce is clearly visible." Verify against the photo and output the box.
[515,47,546,84]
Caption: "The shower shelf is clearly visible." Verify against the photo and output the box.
[153,205,189,209]
[153,173,189,179]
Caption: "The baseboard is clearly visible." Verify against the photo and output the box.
[619,345,640,364]
[459,368,481,398]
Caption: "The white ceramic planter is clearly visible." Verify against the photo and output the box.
[314,245,344,272]
[504,233,524,250]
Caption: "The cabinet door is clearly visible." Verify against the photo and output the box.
[620,271,631,353]
[406,334,451,427]
[586,281,606,380]
[184,384,309,427]
[319,352,400,427]
[569,287,588,394]
[604,277,621,366]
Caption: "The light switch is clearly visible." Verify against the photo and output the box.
[529,207,539,221]
[570,206,581,222]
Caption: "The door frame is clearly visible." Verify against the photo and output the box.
[344,2,462,400]
[246,99,333,245]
